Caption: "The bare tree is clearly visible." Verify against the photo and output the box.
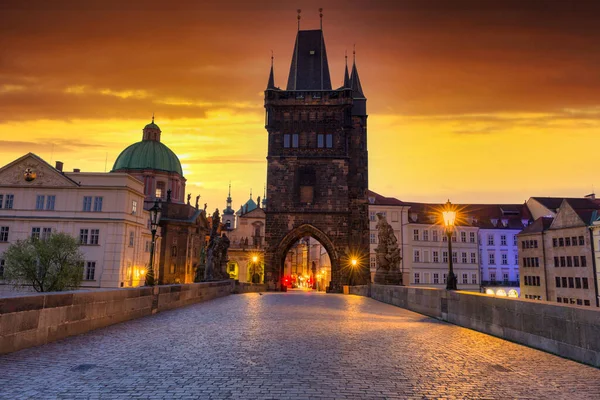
[3,232,85,292]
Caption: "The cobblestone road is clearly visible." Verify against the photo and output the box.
[1,291,600,399]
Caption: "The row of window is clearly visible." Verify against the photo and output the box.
[522,257,540,268]
[414,230,477,243]
[31,227,53,240]
[488,272,518,283]
[557,297,591,306]
[555,276,589,290]
[35,195,56,211]
[80,229,100,245]
[83,196,103,212]
[525,294,542,300]
[414,250,478,264]
[414,272,478,285]
[553,236,585,247]
[282,133,334,149]
[0,259,4,278]
[521,239,538,249]
[487,234,517,247]
[523,275,541,286]
[487,252,518,266]
[554,255,587,268]
[0,194,14,209]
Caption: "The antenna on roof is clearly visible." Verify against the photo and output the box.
[297,9,301,31]
[319,8,323,30]
[104,152,108,172]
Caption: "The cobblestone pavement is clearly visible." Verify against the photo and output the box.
[1,291,600,399]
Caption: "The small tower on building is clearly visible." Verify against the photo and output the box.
[222,183,235,230]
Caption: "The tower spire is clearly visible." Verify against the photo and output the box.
[343,50,350,88]
[267,51,276,89]
[350,45,365,98]
[152,112,154,123]
[319,8,323,30]
[297,9,301,31]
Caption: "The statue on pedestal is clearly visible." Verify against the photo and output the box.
[204,209,231,281]
[374,213,402,285]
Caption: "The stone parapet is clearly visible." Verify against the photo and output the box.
[0,280,235,355]
[369,284,600,367]
[232,282,268,294]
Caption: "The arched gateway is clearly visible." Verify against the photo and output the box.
[264,25,370,292]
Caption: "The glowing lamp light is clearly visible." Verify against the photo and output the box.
[442,200,456,228]
[508,289,519,298]
[496,289,508,297]
[485,289,495,295]
[252,256,258,263]
[140,269,146,275]
[351,259,358,267]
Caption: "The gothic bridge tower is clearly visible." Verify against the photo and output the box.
[264,19,369,292]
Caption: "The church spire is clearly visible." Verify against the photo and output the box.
[267,51,276,89]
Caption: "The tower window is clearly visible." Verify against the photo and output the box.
[317,134,324,148]
[292,133,299,148]
[283,134,291,148]
[325,134,333,148]
[298,166,316,204]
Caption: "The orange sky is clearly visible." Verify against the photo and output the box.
[2,0,600,210]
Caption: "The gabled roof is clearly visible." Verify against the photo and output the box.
[531,197,600,212]
[0,152,80,187]
[520,217,553,234]
[286,29,332,90]
[367,190,406,206]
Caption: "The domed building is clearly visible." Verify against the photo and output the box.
[111,118,209,285]
[112,118,186,206]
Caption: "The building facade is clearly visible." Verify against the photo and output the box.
[111,119,210,285]
[0,153,154,289]
[264,26,370,291]
[519,197,600,307]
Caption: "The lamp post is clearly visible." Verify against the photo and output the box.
[145,200,162,286]
[442,200,457,290]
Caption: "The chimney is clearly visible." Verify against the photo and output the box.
[55,161,63,172]
[73,168,80,173]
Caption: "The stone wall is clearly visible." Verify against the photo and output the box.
[233,282,268,294]
[0,280,236,354]
[370,284,600,367]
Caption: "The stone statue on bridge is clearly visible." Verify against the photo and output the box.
[204,209,231,281]
[374,213,402,285]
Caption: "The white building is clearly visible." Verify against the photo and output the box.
[0,153,156,289]
[367,191,409,283]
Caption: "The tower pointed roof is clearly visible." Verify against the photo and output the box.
[350,60,365,98]
[286,29,332,90]
[343,53,350,88]
[267,53,276,90]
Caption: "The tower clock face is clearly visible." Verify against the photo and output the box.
[24,168,37,182]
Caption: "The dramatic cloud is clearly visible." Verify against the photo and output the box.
[1,0,600,207]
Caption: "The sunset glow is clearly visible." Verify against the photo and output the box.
[2,0,600,210]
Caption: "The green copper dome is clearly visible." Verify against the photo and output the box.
[112,140,183,175]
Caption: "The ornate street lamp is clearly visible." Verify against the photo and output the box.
[145,200,162,286]
[442,200,458,290]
